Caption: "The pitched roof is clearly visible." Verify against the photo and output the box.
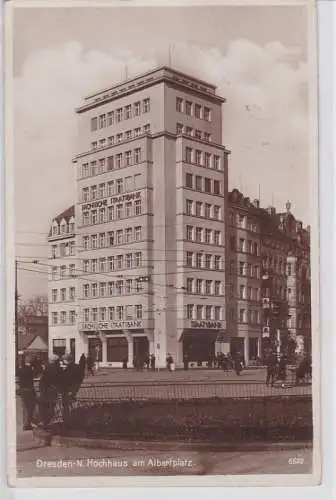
[48,205,75,237]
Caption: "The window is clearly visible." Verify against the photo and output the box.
[124,130,132,142]
[60,265,66,278]
[52,312,58,325]
[52,289,57,303]
[100,307,107,321]
[196,253,202,268]
[91,141,97,150]
[125,105,132,120]
[186,278,193,293]
[214,307,221,321]
[84,309,90,322]
[82,188,89,202]
[107,111,114,126]
[108,256,115,271]
[99,184,105,199]
[135,252,142,267]
[125,227,132,243]
[213,206,220,220]
[214,156,220,170]
[287,263,292,275]
[116,133,123,144]
[195,104,202,119]
[205,280,212,295]
[135,226,142,241]
[92,308,98,321]
[195,129,202,139]
[91,235,97,249]
[98,158,105,173]
[135,200,142,215]
[82,163,89,178]
[51,245,57,259]
[186,251,193,267]
[196,176,202,192]
[204,203,211,218]
[134,101,141,116]
[204,132,211,142]
[205,229,212,244]
[214,281,221,296]
[125,280,132,294]
[117,254,123,269]
[99,209,105,224]
[213,180,220,195]
[143,98,150,113]
[204,107,211,121]
[144,123,151,134]
[116,229,123,245]
[186,225,193,241]
[99,258,106,273]
[116,108,122,123]
[116,204,123,219]
[61,288,66,301]
[134,173,142,189]
[99,139,106,149]
[125,253,133,268]
[91,210,97,225]
[83,236,89,250]
[240,285,246,299]
[196,279,203,294]
[239,309,246,323]
[195,227,203,242]
[134,127,141,137]
[196,305,203,320]
[254,265,260,279]
[176,123,183,135]
[195,150,202,165]
[206,305,212,320]
[108,282,115,296]
[83,284,89,298]
[69,287,75,301]
[185,101,192,116]
[186,126,193,136]
[108,136,114,145]
[239,238,245,252]
[116,178,123,193]
[214,255,221,270]
[99,114,106,129]
[187,304,194,320]
[214,231,220,245]
[108,306,115,321]
[92,283,98,298]
[186,173,193,188]
[176,97,183,112]
[205,254,211,269]
[185,147,192,163]
[91,185,97,200]
[204,177,211,193]
[91,117,98,131]
[107,156,114,171]
[135,304,143,319]
[100,282,107,297]
[204,153,211,168]
[116,280,123,296]
[134,148,141,163]
[91,259,98,273]
[186,199,193,216]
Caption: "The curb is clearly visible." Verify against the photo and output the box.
[51,435,313,453]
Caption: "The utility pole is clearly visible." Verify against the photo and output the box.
[15,259,18,369]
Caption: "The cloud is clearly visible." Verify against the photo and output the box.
[14,39,309,297]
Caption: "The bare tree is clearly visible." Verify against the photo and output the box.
[17,295,48,328]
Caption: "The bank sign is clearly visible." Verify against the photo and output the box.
[82,192,141,211]
[190,321,223,329]
[81,320,143,331]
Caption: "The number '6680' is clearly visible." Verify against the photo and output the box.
[288,457,304,465]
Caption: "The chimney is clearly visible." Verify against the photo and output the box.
[253,199,260,208]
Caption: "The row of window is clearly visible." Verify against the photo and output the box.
[82,176,142,202]
[229,308,261,325]
[230,261,261,279]
[263,256,288,276]
[51,242,75,259]
[51,264,76,280]
[185,200,221,220]
[176,98,212,121]
[229,212,259,233]
[185,278,223,296]
[185,173,221,195]
[81,227,143,250]
[186,304,222,321]
[186,251,222,271]
[51,220,75,237]
[83,304,143,323]
[51,287,76,303]
[83,252,143,274]
[185,148,221,170]
[91,124,151,150]
[176,123,211,142]
[238,286,261,301]
[51,310,76,325]
[82,202,142,226]
[186,225,222,246]
[83,278,146,299]
[91,99,151,132]
[81,148,142,179]
[230,236,259,256]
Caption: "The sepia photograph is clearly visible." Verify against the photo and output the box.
[5,0,320,488]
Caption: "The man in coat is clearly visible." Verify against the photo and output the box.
[16,354,37,430]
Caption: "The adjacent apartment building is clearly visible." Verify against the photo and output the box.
[47,66,311,366]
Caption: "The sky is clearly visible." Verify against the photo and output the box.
[12,4,312,299]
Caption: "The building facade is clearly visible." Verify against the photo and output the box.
[47,67,311,367]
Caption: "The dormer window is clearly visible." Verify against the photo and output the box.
[60,223,67,234]
[52,224,59,236]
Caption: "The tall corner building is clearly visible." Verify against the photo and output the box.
[73,66,230,367]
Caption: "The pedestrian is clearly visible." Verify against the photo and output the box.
[86,353,95,376]
[79,353,86,374]
[234,352,243,375]
[183,353,189,371]
[38,354,62,430]
[277,354,288,387]
[265,351,277,386]
[122,358,128,369]
[150,354,156,371]
[16,354,37,431]
[166,353,174,371]
[145,354,150,370]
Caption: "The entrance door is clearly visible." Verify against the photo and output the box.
[133,337,149,363]
[88,337,102,362]
[183,335,215,363]
[229,337,244,359]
